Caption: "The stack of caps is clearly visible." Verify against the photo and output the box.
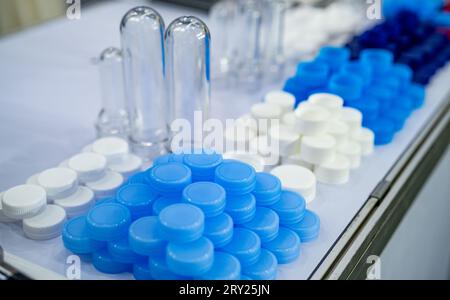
[62,151,321,280]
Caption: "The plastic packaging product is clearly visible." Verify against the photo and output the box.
[365,86,392,112]
[280,154,314,171]
[68,153,107,183]
[133,262,153,280]
[1,185,47,220]
[336,141,362,170]
[287,210,320,242]
[249,135,280,169]
[270,190,306,225]
[86,203,131,241]
[340,61,372,87]
[195,252,241,280]
[382,107,409,131]
[242,207,279,243]
[242,248,277,280]
[225,193,256,225]
[252,173,282,206]
[204,213,234,248]
[152,196,180,216]
[38,168,78,200]
[53,186,94,219]
[62,216,105,254]
[92,248,131,274]
[214,160,256,196]
[350,128,375,155]
[91,137,129,164]
[22,205,66,240]
[251,103,283,133]
[241,275,252,280]
[0,192,15,223]
[108,154,143,179]
[116,184,157,220]
[349,97,380,123]
[295,61,330,88]
[166,237,214,277]
[182,182,226,218]
[329,73,363,103]
[368,118,396,145]
[315,154,351,185]
[183,152,223,182]
[221,228,261,267]
[308,93,344,117]
[158,203,204,243]
[294,104,330,136]
[326,120,350,146]
[299,135,336,165]
[316,46,350,72]
[282,112,297,130]
[262,227,300,264]
[108,238,145,264]
[222,152,266,173]
[264,91,295,114]
[146,163,192,197]
[129,216,166,256]
[94,197,116,207]
[270,165,316,203]
[360,49,394,75]
[149,254,191,280]
[268,124,300,157]
[339,107,363,129]
[84,170,124,199]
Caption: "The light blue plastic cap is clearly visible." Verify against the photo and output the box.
[107,238,146,264]
[158,203,204,243]
[145,162,192,196]
[220,228,261,267]
[116,184,158,220]
[92,248,131,274]
[86,203,131,241]
[262,227,300,264]
[296,61,330,87]
[329,73,364,102]
[129,216,167,256]
[226,194,256,225]
[242,249,278,280]
[204,213,234,248]
[182,182,226,217]
[287,209,320,243]
[368,118,396,145]
[270,190,306,225]
[361,49,394,75]
[242,207,279,243]
[149,255,191,280]
[62,216,105,254]
[183,152,223,181]
[94,197,116,207]
[133,261,153,280]
[152,196,181,216]
[214,160,256,196]
[317,46,350,72]
[340,61,373,87]
[253,173,282,206]
[195,252,241,280]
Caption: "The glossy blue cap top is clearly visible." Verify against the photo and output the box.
[270,190,306,225]
[129,216,167,256]
[62,216,105,254]
[152,196,181,216]
[242,207,279,243]
[214,160,256,196]
[204,213,234,248]
[183,152,223,181]
[158,203,204,243]
[145,162,192,196]
[242,249,278,280]
[317,46,350,72]
[262,227,301,264]
[252,173,282,206]
[225,193,256,225]
[86,203,131,241]
[195,252,241,280]
[116,184,157,220]
[287,209,320,243]
[182,182,226,217]
[220,228,261,267]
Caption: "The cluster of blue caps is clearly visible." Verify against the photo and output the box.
[61,151,320,280]
[382,0,450,27]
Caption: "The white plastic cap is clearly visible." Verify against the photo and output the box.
[326,120,350,146]
[38,168,78,200]
[53,186,94,219]
[108,153,143,179]
[2,185,47,220]
[223,152,265,172]
[271,165,316,203]
[249,135,280,167]
[299,134,336,165]
[294,103,330,135]
[251,103,283,120]
[68,152,107,183]
[337,141,362,169]
[308,93,344,116]
[350,127,375,156]
[280,154,314,171]
[282,112,297,130]
[315,154,351,185]
[85,170,124,199]
[268,124,300,157]
[26,173,41,186]
[264,91,295,114]
[0,192,16,223]
[23,205,66,240]
[91,137,129,163]
[340,107,363,129]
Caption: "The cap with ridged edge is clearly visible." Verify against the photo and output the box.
[214,160,256,196]
[158,203,204,243]
[149,254,191,280]
[225,193,256,225]
[53,186,94,219]
[262,227,300,264]
[286,209,320,243]
[183,152,223,181]
[107,238,146,264]
[145,163,192,196]
[92,248,131,274]
[152,196,180,216]
[2,184,47,220]
[270,190,306,225]
[37,168,78,199]
[252,173,282,206]
[220,228,261,267]
[62,215,105,254]
[182,182,226,218]
[129,216,167,256]
[86,203,131,241]
[23,205,66,240]
[204,213,233,248]
[116,184,157,220]
[195,252,241,280]
[242,249,277,280]
[133,261,153,280]
[242,207,279,243]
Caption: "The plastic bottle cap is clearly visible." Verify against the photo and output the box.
[92,248,131,274]
[296,60,330,87]
[68,153,107,183]
[264,91,295,114]
[85,170,124,198]
[26,173,40,186]
[315,154,351,185]
[22,204,66,240]
[242,249,278,280]
[225,194,256,225]
[361,49,394,74]
[81,144,93,153]
[382,107,409,132]
[146,163,192,196]
[133,261,153,280]
[287,209,320,243]
[337,141,362,169]
[53,186,94,219]
[152,196,180,216]
[108,153,143,179]
[0,192,15,223]
[263,227,301,264]
[308,93,344,115]
[222,153,265,173]
[94,197,116,207]
[183,153,223,182]
[253,173,282,206]
[149,254,190,280]
[271,165,316,204]
[129,216,167,256]
[62,215,105,254]
[214,160,256,195]
[329,73,363,102]
[108,238,145,264]
[350,127,375,156]
[116,184,157,220]
[280,154,314,171]
[220,228,261,267]
[195,252,241,280]
[270,190,306,225]
[249,135,280,166]
[340,61,372,87]
[339,107,363,129]
[166,237,214,277]
[299,134,336,165]
[251,103,283,120]
[368,118,396,145]
[182,182,226,218]
[349,98,380,122]
[326,120,350,145]
[317,46,350,72]
[268,125,300,157]
[282,112,297,129]
[91,137,129,164]
[242,207,279,243]
[204,213,234,248]
[158,203,204,243]
[37,168,78,199]
[2,184,47,219]
[86,203,131,241]
[294,104,330,135]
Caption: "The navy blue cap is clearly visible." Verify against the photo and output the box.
[86,203,131,242]
[152,196,180,216]
[195,252,241,280]
[129,216,167,256]
[158,203,204,243]
[183,152,223,181]
[166,237,214,277]
[242,249,278,280]
[94,197,116,207]
[214,160,256,196]
[262,227,300,264]
[116,184,158,220]
[242,207,279,243]
[287,209,320,243]
[328,74,364,102]
[133,261,153,280]
[296,61,330,88]
[62,216,105,254]
[340,61,373,87]
[220,227,261,267]
[316,46,350,72]
[270,190,306,225]
[367,118,396,145]
[146,162,192,196]
[204,213,234,248]
[107,238,146,264]
[149,254,191,280]
[225,193,256,225]
[252,173,282,206]
[361,49,394,75]
[182,182,226,217]
[381,107,410,132]
[127,172,148,185]
[92,248,131,274]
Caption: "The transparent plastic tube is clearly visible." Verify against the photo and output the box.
[120,7,168,159]
[165,16,211,152]
[95,47,130,138]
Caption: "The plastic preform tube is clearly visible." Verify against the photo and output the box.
[152,196,180,216]
[86,203,131,241]
[195,252,241,280]
[299,134,336,165]
[38,168,78,200]
[251,103,283,122]
[183,152,223,182]
[92,248,131,274]
[315,154,351,185]
[0,192,15,223]
[368,118,396,145]
[108,154,143,179]
[222,152,266,173]
[127,171,147,185]
[308,93,344,117]
[214,160,256,196]
[340,107,363,129]
[149,254,191,280]
[268,125,300,157]
[329,73,363,102]
[129,216,166,256]
[316,46,350,72]
[252,173,282,206]
[133,262,153,280]
[326,120,350,146]
[182,182,226,218]
[166,237,214,277]
[350,128,375,156]
[53,186,94,219]
[242,207,279,243]
[337,141,362,170]
[270,165,316,204]
[242,249,277,280]
[62,216,105,254]
[85,170,124,199]
[280,154,314,171]
[287,210,320,243]
[22,205,66,240]
[296,61,330,88]
[360,49,394,75]
[220,228,261,267]
[158,203,204,243]
[116,184,157,220]
[294,104,330,136]
[204,213,234,248]
[225,194,256,225]
[1,185,47,220]
[264,91,295,114]
[145,163,192,197]
[108,238,146,264]
[91,137,129,164]
[262,227,301,264]
[68,153,107,183]
[270,190,306,225]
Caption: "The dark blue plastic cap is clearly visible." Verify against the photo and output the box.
[183,152,223,181]
[242,207,279,243]
[92,248,131,274]
[317,46,350,72]
[287,209,320,243]
[270,190,306,225]
[220,228,261,267]
[361,49,394,75]
[214,160,256,196]
[145,162,192,196]
[149,255,191,280]
[182,182,226,217]
[195,252,241,280]
[328,74,364,102]
[86,203,131,242]
[204,213,234,248]
[133,261,153,280]
[152,196,181,216]
[253,173,282,206]
[391,64,413,88]
[62,216,105,254]
[225,194,256,225]
[262,227,300,264]
[107,238,146,264]
[242,249,278,280]
[296,61,330,88]
[367,118,396,145]
[116,184,158,220]
[129,216,167,256]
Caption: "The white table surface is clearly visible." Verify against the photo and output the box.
[1,0,450,280]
